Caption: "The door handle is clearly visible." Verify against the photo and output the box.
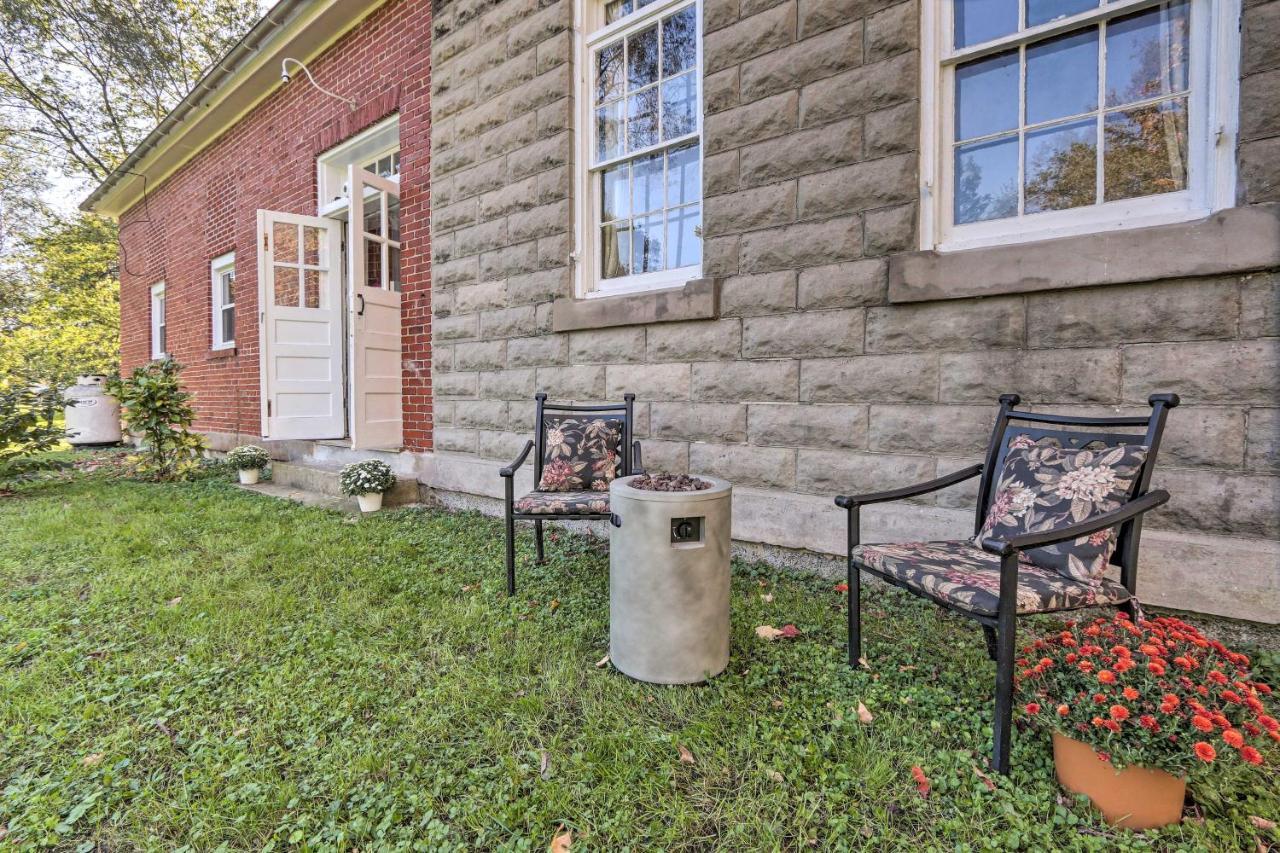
[356,293,365,316]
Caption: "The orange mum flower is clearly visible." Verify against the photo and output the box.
[1257,715,1279,733]
[1111,645,1131,658]
[1191,715,1215,733]
[1114,658,1135,674]
[1173,656,1194,670]
[1110,705,1130,722]
[1241,746,1264,765]
[1139,714,1160,732]
[1148,661,1166,676]
[1122,686,1140,701]
[1097,670,1116,684]
[1207,670,1228,684]
[1161,694,1180,709]
[1057,704,1070,717]
[1193,741,1217,763]
[1102,720,1121,733]
[1222,729,1245,748]
[1078,660,1093,673]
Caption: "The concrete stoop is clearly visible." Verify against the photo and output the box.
[239,460,421,513]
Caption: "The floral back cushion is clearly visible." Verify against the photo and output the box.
[976,439,1149,585]
[537,417,623,492]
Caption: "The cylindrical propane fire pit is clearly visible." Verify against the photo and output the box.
[608,473,732,684]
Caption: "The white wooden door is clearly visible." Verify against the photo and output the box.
[256,210,345,440]
[347,165,403,450]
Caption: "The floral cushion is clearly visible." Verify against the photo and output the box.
[853,541,1132,616]
[537,417,623,492]
[513,490,611,515]
[976,440,1148,586]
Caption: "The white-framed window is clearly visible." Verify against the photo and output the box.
[574,0,703,298]
[150,281,167,359]
[316,116,401,215]
[210,251,236,350]
[920,0,1239,252]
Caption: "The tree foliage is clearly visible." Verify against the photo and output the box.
[108,359,204,480]
[0,374,66,478]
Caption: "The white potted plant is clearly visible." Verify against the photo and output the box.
[339,459,397,512]
[226,445,270,484]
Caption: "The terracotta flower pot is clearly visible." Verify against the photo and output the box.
[1053,732,1186,830]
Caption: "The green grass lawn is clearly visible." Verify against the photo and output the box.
[1,465,1277,850]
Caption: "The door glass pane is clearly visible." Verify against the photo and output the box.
[954,135,1019,224]
[662,7,697,76]
[387,196,401,242]
[1026,28,1098,125]
[1104,97,1187,201]
[1025,117,1097,213]
[627,25,658,90]
[955,51,1018,141]
[303,227,321,266]
[597,41,624,103]
[626,88,658,150]
[633,152,664,214]
[274,266,300,306]
[596,101,624,161]
[273,222,298,262]
[304,270,322,308]
[954,0,1017,48]
[389,246,402,291]
[1026,0,1096,27]
[1105,2,1190,107]
[602,163,630,221]
[602,223,631,278]
[365,238,383,288]
[631,213,664,273]
[666,144,700,207]
[667,203,700,268]
[661,72,697,140]
[363,193,382,236]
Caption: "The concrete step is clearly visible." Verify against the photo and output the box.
[267,460,420,506]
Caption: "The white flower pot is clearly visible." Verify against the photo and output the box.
[357,492,384,513]
[238,468,260,485]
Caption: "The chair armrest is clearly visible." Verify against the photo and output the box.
[835,464,983,509]
[500,440,535,478]
[631,439,645,475]
[979,490,1170,556]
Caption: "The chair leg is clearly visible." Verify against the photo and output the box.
[983,626,998,661]
[992,620,1017,774]
[504,485,516,597]
[534,519,546,564]
[846,507,862,667]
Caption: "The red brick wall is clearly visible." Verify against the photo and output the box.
[116,0,433,450]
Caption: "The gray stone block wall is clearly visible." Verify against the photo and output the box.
[431,0,1280,616]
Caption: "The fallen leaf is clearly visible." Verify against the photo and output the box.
[549,825,572,852]
[233,727,249,737]
[540,751,551,780]
[833,583,849,593]
[857,657,870,669]
[760,593,774,603]
[755,625,784,641]
[779,624,800,638]
[13,641,27,653]
[973,766,997,792]
[460,584,478,592]
[167,596,182,607]
[898,665,916,672]
[81,753,103,767]
[549,599,560,610]
[771,699,784,710]
[594,654,610,668]
[856,702,874,724]
[1250,816,1276,831]
[767,769,784,783]
[911,765,931,798]
[757,579,769,588]
[678,745,695,765]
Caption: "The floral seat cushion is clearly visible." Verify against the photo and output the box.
[513,490,611,515]
[538,417,623,492]
[852,541,1131,617]
[977,439,1148,586]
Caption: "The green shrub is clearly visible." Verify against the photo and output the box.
[107,360,204,481]
[226,445,270,471]
[338,459,397,496]
[0,376,69,480]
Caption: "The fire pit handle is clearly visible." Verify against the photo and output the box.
[610,513,623,528]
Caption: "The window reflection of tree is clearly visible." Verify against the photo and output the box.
[956,156,1017,223]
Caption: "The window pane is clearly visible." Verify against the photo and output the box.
[627,25,658,91]
[303,227,320,266]
[954,136,1018,224]
[661,72,697,140]
[1026,0,1096,27]
[392,151,401,174]
[602,223,631,278]
[597,41,624,103]
[605,0,632,24]
[1104,97,1187,201]
[666,143,700,207]
[954,0,1017,48]
[273,222,298,261]
[388,195,401,242]
[365,238,383,289]
[632,213,664,273]
[602,164,630,222]
[304,269,322,308]
[633,152,664,215]
[1105,2,1190,107]
[1026,27,1098,125]
[1025,117,1097,213]
[662,7,697,76]
[158,323,166,356]
[667,204,701,268]
[627,88,659,150]
[221,271,235,305]
[363,193,382,236]
[389,247,402,291]
[274,266,299,306]
[955,51,1018,141]
[222,306,235,343]
[596,101,624,161]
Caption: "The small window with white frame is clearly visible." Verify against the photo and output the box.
[210,251,236,350]
[316,116,401,215]
[150,282,167,359]
[575,0,702,297]
[920,0,1239,252]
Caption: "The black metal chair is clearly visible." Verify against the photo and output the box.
[500,392,644,595]
[835,393,1179,773]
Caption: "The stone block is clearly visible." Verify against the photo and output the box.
[798,0,899,37]
[704,0,738,32]
[703,235,742,277]
[864,202,916,256]
[705,91,799,154]
[800,353,938,402]
[705,150,740,196]
[536,364,606,399]
[508,199,571,243]
[455,400,509,430]
[455,339,507,371]
[508,334,567,367]
[436,427,478,453]
[800,52,917,126]
[1243,0,1280,75]
[795,448,934,496]
[798,258,887,309]
[454,279,509,314]
[652,402,748,442]
[568,327,647,363]
[739,215,863,273]
[480,305,538,339]
[1241,272,1280,338]
[636,438,690,473]
[507,133,571,182]
[1158,406,1246,469]
[705,67,740,114]
[435,312,479,341]
[507,267,570,305]
[479,368,538,400]
[433,198,478,232]
[477,47,537,101]
[868,404,993,455]
[507,0,570,56]
[1239,137,1280,204]
[866,1,917,62]
[689,442,796,489]
[606,362,692,401]
[748,402,867,448]
[1121,340,1280,405]
[705,182,797,235]
[940,349,1121,404]
[933,456,983,510]
[1241,68,1280,141]
[798,153,915,220]
[740,118,863,186]
[742,309,865,358]
[867,297,1025,353]
[1153,468,1280,539]
[692,359,800,402]
[435,256,480,288]
[478,429,530,460]
[479,240,539,280]
[647,318,743,361]
[864,101,916,158]
[721,271,797,316]
[1027,278,1239,347]
[1245,408,1280,473]
[435,370,479,399]
[739,23,863,102]
[705,2,796,73]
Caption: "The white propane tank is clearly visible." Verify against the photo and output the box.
[64,375,122,445]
